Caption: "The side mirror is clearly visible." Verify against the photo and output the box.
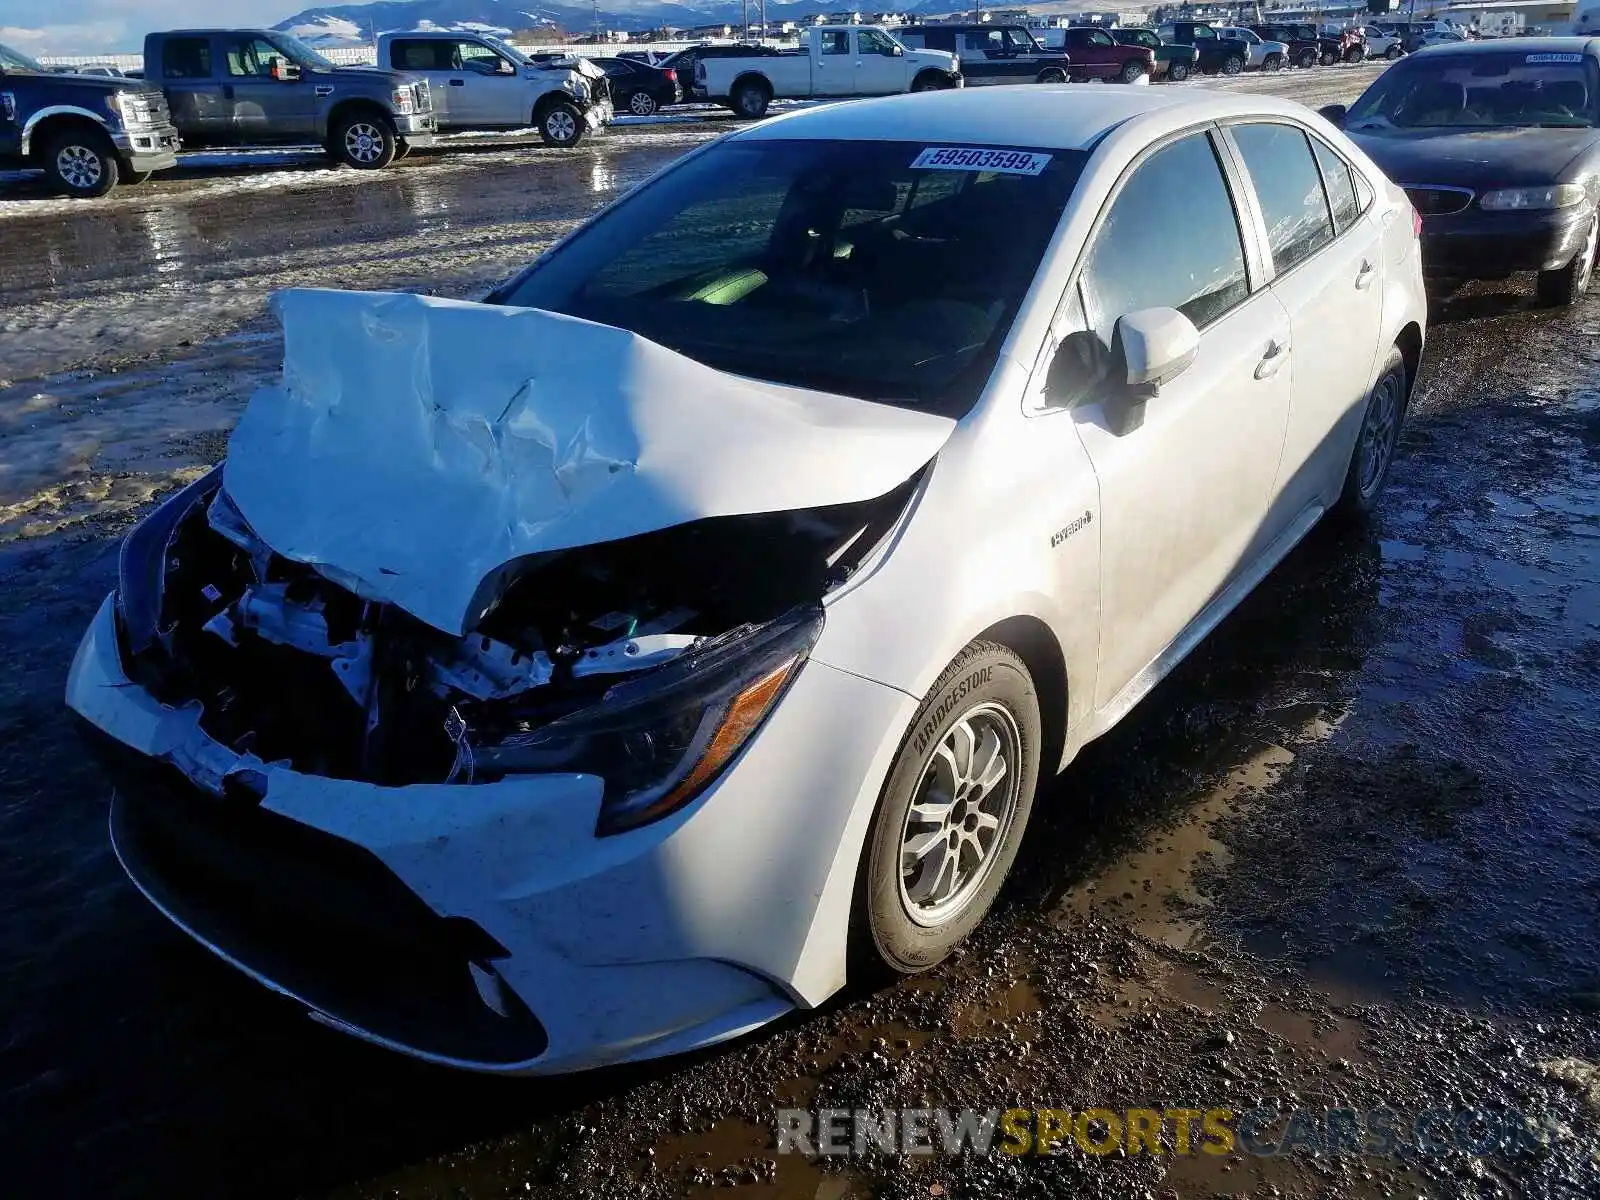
[1117,307,1198,392]
[893,45,904,56]
[271,59,301,82]
[1318,102,1348,128]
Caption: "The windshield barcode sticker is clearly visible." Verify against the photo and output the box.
[911,147,1053,175]
[1525,53,1583,63]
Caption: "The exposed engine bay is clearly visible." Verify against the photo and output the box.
[122,473,919,789]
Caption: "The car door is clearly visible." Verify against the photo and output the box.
[451,38,525,125]
[1067,29,1117,79]
[1045,128,1292,710]
[158,34,229,140]
[222,35,315,140]
[850,28,907,93]
[1222,121,1387,522]
[388,37,463,126]
[813,30,854,96]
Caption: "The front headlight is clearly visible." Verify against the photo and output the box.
[107,90,154,126]
[1479,184,1586,211]
[116,467,223,656]
[473,605,824,836]
[391,87,416,115]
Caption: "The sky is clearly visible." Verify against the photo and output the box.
[0,0,297,54]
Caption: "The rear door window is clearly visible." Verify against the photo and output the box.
[1310,136,1363,233]
[161,36,212,79]
[1229,122,1337,274]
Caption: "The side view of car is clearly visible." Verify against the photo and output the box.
[1110,27,1199,82]
[1214,26,1290,72]
[897,24,1072,84]
[379,31,610,146]
[1058,25,1155,83]
[598,54,681,117]
[693,25,962,118]
[0,38,178,196]
[145,28,435,168]
[1248,23,1324,68]
[68,84,1425,1077]
[1157,21,1251,75]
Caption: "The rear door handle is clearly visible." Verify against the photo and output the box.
[1255,338,1289,381]
[449,78,465,86]
[1355,259,1377,290]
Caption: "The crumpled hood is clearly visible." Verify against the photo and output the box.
[224,289,956,637]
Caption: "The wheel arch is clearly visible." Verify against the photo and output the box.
[22,107,110,160]
[532,90,579,121]
[729,71,772,99]
[1396,321,1423,401]
[326,97,391,136]
[976,615,1069,778]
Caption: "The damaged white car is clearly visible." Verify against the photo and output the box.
[67,87,1425,1074]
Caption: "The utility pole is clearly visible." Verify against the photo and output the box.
[742,0,749,40]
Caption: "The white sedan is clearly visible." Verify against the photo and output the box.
[67,86,1425,1074]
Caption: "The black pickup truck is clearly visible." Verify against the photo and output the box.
[1,39,178,197]
[144,29,436,169]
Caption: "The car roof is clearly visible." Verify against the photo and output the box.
[738,85,1317,152]
[1409,35,1600,59]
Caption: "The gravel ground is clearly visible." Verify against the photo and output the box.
[1,63,1598,1200]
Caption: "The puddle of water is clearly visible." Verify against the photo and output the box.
[1058,739,1308,950]
[1255,1005,1372,1068]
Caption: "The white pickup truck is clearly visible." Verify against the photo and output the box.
[377,30,611,147]
[694,26,962,118]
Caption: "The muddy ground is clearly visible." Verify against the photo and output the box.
[1,66,1597,1200]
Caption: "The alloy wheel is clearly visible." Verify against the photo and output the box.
[628,91,656,116]
[546,109,577,142]
[1358,371,1402,498]
[898,702,1022,927]
[56,144,103,191]
[343,122,384,165]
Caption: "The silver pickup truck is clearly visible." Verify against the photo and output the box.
[378,31,610,147]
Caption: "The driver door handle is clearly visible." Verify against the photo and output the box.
[449,78,465,86]
[1355,259,1377,290]
[1255,338,1289,381]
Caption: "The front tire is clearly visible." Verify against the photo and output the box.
[1385,44,1403,60]
[1263,52,1284,73]
[1166,59,1191,82]
[625,89,657,117]
[1036,67,1067,84]
[1344,46,1365,64]
[1222,53,1245,76]
[1297,48,1319,69]
[732,78,770,118]
[1334,346,1407,522]
[1535,212,1598,307]
[912,70,948,93]
[331,112,396,169]
[44,129,118,198]
[1118,59,1146,84]
[854,642,1042,975]
[538,100,586,147]
[1321,49,1339,66]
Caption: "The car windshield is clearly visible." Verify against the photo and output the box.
[498,138,1086,413]
[271,34,336,70]
[483,35,531,66]
[0,41,45,72]
[1347,52,1599,129]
